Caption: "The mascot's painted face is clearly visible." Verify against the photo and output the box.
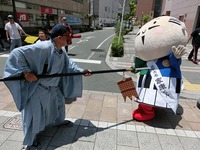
[135,16,188,61]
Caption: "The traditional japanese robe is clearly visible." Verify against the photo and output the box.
[134,52,183,113]
[4,40,84,146]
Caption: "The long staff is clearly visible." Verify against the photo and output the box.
[0,67,150,81]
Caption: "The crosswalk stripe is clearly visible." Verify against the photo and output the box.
[0,54,9,57]
[71,58,101,64]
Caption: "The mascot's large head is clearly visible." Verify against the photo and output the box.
[135,16,188,61]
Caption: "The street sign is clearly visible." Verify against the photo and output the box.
[118,7,130,13]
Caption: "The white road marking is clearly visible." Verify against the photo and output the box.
[68,45,77,50]
[85,36,95,39]
[71,58,101,64]
[77,39,88,44]
[0,54,9,57]
[87,53,95,60]
[87,34,115,60]
[0,53,101,64]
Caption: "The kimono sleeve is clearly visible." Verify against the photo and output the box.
[59,55,83,98]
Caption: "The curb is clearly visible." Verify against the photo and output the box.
[105,44,137,81]
[105,41,138,82]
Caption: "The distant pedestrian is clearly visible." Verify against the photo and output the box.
[61,17,73,53]
[187,27,200,65]
[35,28,50,43]
[5,15,29,51]
[0,32,6,51]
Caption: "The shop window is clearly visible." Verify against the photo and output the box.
[166,11,170,16]
[26,3,39,10]
[105,7,107,12]
[179,15,184,22]
[150,11,154,17]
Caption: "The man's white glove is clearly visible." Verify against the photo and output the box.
[172,45,187,59]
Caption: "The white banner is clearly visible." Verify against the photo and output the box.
[147,61,178,113]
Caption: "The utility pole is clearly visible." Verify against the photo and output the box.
[88,0,94,30]
[90,0,94,28]
[118,0,126,44]
[11,0,18,23]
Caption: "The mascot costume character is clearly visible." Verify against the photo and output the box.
[132,16,188,121]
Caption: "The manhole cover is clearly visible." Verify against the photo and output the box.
[91,49,104,52]
[3,114,22,130]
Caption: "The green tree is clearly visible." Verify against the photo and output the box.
[124,0,136,21]
[141,14,151,24]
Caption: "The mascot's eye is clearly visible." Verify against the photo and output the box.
[153,21,157,24]
[148,25,160,30]
[169,18,181,25]
[136,32,140,36]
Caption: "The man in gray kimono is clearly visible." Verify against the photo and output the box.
[4,24,91,149]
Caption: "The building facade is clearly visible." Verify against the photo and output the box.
[135,0,154,20]
[91,0,118,26]
[162,0,200,34]
[134,0,199,34]
[135,0,163,24]
[0,0,89,34]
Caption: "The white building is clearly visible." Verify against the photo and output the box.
[92,0,119,26]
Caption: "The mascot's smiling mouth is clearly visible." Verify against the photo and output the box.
[142,35,145,45]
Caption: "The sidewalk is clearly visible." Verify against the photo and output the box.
[0,28,200,150]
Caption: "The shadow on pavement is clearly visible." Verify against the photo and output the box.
[36,119,98,149]
[3,110,184,149]
[36,109,184,149]
[36,118,134,149]
[143,104,183,129]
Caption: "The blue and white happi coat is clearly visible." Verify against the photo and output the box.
[135,52,183,113]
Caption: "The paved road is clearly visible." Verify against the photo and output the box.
[0,28,125,93]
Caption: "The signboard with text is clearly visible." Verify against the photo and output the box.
[41,7,53,14]
[17,12,29,22]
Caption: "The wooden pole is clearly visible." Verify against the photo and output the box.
[0,68,132,81]
[0,67,150,81]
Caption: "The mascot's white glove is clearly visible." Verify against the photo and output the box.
[172,45,187,59]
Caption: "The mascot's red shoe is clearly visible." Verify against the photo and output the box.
[132,103,155,121]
